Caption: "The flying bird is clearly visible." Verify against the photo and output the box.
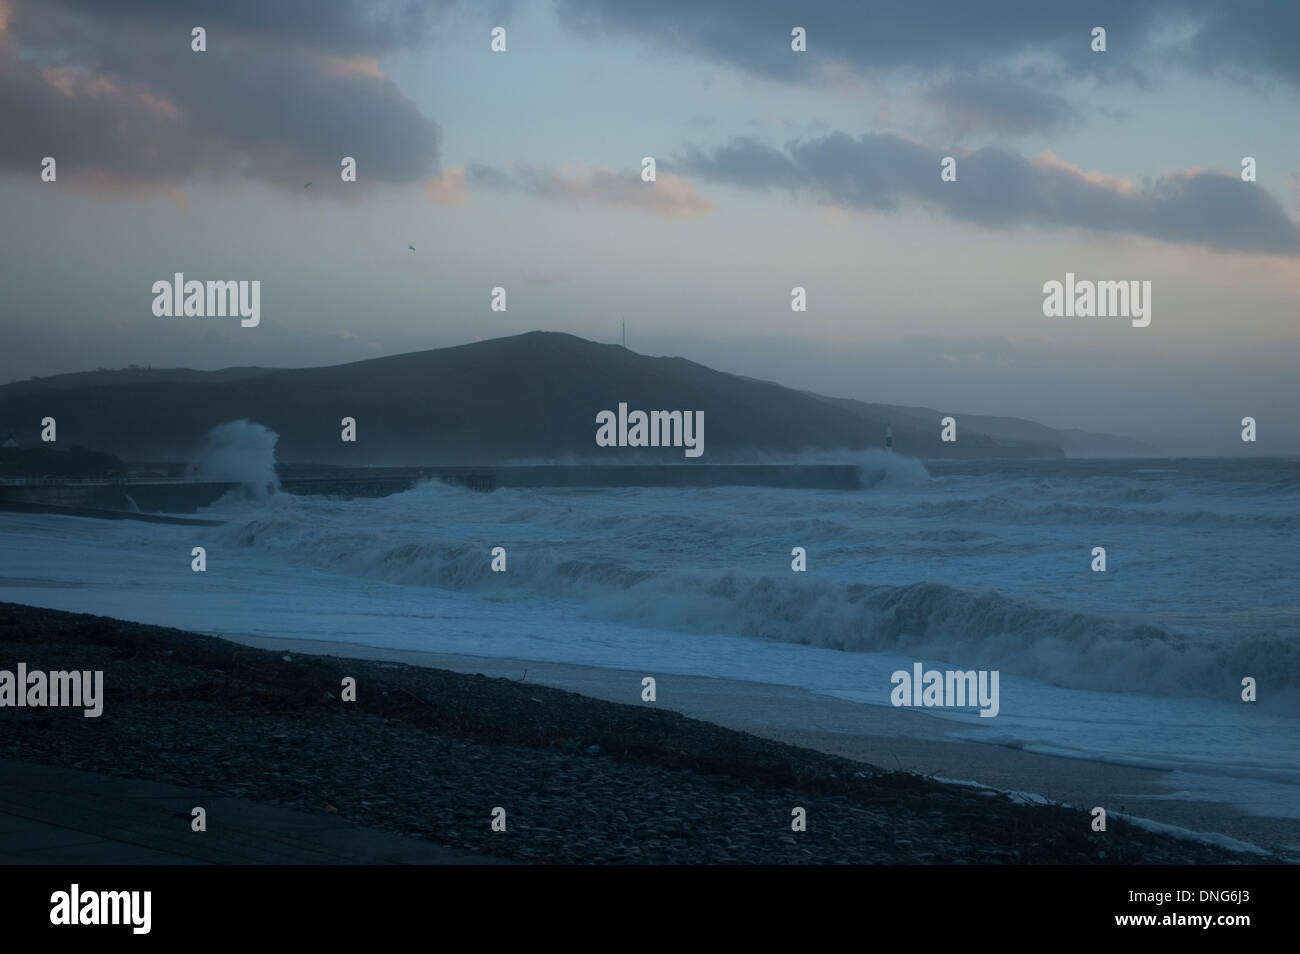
[303,181,312,188]
[409,244,415,251]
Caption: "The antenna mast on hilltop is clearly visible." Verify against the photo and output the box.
[622,320,626,348]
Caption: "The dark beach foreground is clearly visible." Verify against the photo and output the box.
[0,602,1270,864]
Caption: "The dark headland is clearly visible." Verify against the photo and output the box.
[0,332,1153,464]
[0,602,1264,864]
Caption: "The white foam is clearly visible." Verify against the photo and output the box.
[930,776,1273,856]
[2,459,1296,825]
[186,420,281,500]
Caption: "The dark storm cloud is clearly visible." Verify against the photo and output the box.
[559,1,1300,131]
[1178,2,1300,85]
[39,0,449,55]
[0,0,442,189]
[924,71,1080,135]
[681,133,1300,255]
[558,1,1158,77]
[560,0,1300,81]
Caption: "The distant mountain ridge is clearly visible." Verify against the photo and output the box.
[0,366,277,399]
[0,331,1134,463]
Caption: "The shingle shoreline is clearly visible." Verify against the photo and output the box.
[0,602,1263,865]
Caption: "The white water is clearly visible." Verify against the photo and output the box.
[185,419,280,499]
[1,449,1297,821]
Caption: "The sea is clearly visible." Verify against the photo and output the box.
[2,445,1297,823]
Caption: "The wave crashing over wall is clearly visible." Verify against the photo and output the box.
[187,420,281,501]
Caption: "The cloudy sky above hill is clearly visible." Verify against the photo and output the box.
[2,0,1298,444]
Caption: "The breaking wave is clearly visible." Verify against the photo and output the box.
[187,420,281,502]
[211,478,1298,709]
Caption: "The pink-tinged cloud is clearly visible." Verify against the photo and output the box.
[0,0,440,191]
[322,55,386,80]
[467,161,715,219]
[424,167,469,206]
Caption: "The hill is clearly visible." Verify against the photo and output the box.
[0,332,1069,463]
[811,396,1157,458]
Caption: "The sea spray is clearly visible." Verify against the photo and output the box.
[849,447,931,488]
[187,420,281,500]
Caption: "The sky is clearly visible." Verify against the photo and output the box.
[1,0,1299,447]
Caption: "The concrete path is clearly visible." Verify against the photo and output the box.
[0,759,503,864]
